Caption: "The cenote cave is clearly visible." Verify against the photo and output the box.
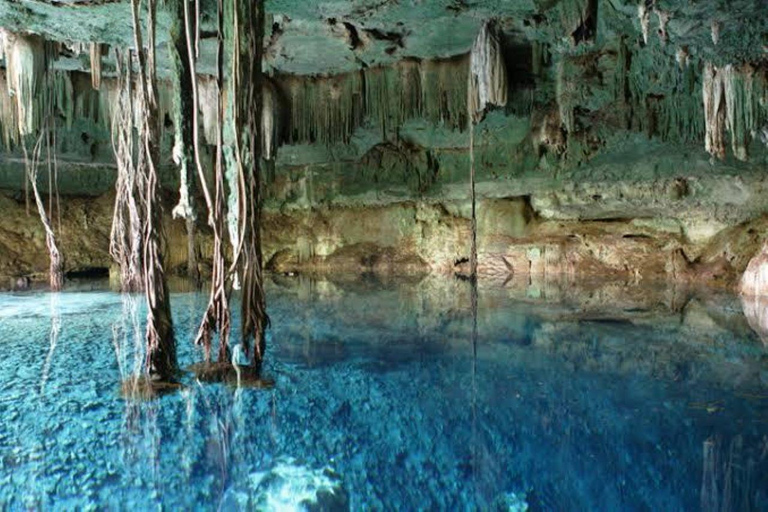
[0,0,768,510]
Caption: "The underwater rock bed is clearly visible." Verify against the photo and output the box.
[0,276,766,509]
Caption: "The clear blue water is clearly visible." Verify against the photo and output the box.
[0,276,767,511]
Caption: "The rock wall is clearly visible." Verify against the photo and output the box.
[1,185,766,292]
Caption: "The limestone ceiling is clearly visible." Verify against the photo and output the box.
[0,0,766,77]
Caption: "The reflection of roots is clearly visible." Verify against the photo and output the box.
[187,362,275,389]
[39,294,61,395]
[701,435,757,512]
[120,377,183,400]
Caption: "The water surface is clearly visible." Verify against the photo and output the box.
[0,276,767,510]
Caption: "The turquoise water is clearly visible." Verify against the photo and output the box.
[0,276,767,510]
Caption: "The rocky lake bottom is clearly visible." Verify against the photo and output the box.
[0,275,767,510]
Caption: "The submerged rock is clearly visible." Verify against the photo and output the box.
[187,361,276,389]
[221,458,348,511]
[491,491,529,512]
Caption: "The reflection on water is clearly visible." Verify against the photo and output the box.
[741,295,768,347]
[0,275,766,510]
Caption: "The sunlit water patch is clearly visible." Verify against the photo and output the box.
[0,276,767,510]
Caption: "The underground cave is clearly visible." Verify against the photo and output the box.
[0,0,767,510]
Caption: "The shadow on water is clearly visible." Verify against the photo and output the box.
[0,273,766,509]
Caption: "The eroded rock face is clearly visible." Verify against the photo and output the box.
[0,190,764,291]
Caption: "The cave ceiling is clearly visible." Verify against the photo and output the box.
[0,0,765,78]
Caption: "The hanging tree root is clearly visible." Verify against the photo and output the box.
[232,0,270,369]
[22,130,63,291]
[109,50,145,293]
[4,30,65,291]
[130,0,178,383]
[181,0,233,364]
[170,0,200,284]
[465,20,509,281]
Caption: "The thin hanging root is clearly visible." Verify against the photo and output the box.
[183,0,213,218]
[469,121,478,280]
[193,0,232,362]
[466,20,508,279]
[23,130,63,291]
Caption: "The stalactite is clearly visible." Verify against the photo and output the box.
[722,64,761,162]
[232,0,269,368]
[550,0,597,45]
[703,63,727,160]
[97,75,173,139]
[556,58,576,133]
[130,0,177,381]
[468,21,508,125]
[624,43,704,144]
[1,30,56,137]
[675,47,690,69]
[0,70,19,149]
[0,65,80,151]
[262,79,278,161]
[280,56,468,147]
[283,71,364,145]
[656,10,670,44]
[638,3,651,45]
[711,20,720,46]
[701,63,767,161]
[71,72,100,130]
[90,42,102,90]
[419,56,469,130]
